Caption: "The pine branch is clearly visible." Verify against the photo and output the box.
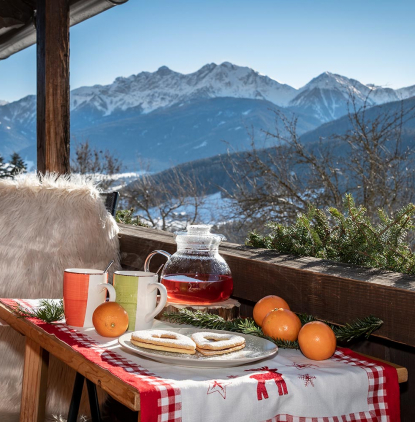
[330,316,383,342]
[13,299,64,323]
[162,309,383,349]
[163,310,299,349]
[246,193,415,275]
[298,313,383,341]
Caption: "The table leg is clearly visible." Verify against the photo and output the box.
[20,337,49,422]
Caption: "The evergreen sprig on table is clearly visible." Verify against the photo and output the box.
[14,299,64,323]
[162,309,383,350]
[246,194,415,275]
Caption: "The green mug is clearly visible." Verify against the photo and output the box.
[113,271,167,331]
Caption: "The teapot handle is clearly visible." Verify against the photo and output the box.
[144,250,172,273]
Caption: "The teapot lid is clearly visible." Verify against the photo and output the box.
[175,225,226,249]
[175,225,225,239]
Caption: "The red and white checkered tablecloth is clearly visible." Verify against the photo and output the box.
[1,299,400,422]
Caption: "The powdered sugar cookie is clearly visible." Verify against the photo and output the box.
[196,344,246,356]
[131,339,196,354]
[191,332,246,351]
[131,329,196,354]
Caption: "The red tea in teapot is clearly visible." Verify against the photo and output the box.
[145,225,233,305]
[161,273,233,304]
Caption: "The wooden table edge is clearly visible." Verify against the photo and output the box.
[353,351,408,383]
[0,303,140,411]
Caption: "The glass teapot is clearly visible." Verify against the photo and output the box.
[144,225,233,305]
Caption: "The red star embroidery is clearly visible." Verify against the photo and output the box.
[298,374,316,387]
[207,380,231,399]
[288,362,319,370]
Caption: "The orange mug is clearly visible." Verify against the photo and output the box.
[63,268,116,327]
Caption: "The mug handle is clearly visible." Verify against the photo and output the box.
[97,283,116,302]
[144,282,168,323]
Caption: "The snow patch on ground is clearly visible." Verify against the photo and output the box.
[142,192,233,231]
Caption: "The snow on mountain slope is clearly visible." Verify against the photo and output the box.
[289,72,400,122]
[397,85,415,100]
[0,100,8,106]
[0,95,36,133]
[70,62,298,116]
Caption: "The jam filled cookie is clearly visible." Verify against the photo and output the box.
[196,343,246,356]
[131,330,196,354]
[191,332,246,354]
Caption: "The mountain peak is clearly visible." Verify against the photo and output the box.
[219,61,235,69]
[156,65,173,76]
[301,71,355,92]
[196,63,218,75]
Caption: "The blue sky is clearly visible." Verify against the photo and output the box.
[1,0,414,102]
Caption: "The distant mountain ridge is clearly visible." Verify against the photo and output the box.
[67,64,414,123]
[71,62,298,115]
[1,62,414,169]
[144,96,415,197]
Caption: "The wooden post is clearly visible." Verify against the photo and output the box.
[36,0,70,174]
[20,338,49,422]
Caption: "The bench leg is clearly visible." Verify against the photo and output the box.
[67,372,85,422]
[20,337,49,422]
[68,373,102,422]
[86,379,102,422]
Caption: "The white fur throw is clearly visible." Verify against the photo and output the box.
[0,173,120,421]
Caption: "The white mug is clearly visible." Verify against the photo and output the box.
[113,271,167,331]
[63,269,116,328]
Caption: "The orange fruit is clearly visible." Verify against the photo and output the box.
[298,321,336,361]
[253,295,290,327]
[262,308,301,342]
[92,302,129,337]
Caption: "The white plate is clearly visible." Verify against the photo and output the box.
[118,327,278,368]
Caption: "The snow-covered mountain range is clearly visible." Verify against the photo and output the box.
[67,63,415,122]
[70,63,414,121]
[71,62,297,114]
[1,62,414,170]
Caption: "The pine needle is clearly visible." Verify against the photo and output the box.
[162,309,383,349]
[14,299,64,323]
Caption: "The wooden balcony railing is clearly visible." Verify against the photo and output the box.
[119,224,415,420]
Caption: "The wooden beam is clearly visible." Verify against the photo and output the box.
[0,1,35,30]
[118,224,415,347]
[36,0,70,174]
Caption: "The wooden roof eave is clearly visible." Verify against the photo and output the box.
[0,0,128,60]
